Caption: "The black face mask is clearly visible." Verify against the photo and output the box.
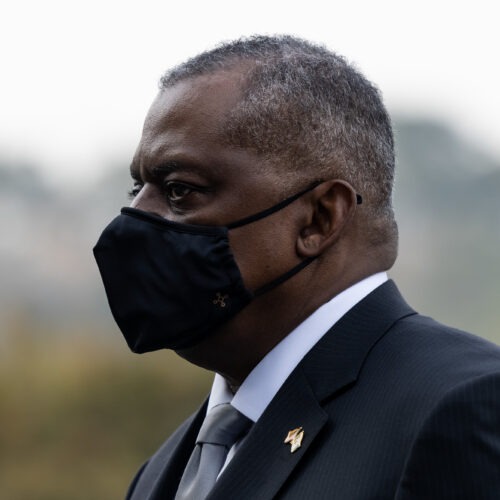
[93,183,320,353]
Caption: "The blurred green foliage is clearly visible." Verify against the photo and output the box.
[0,322,212,500]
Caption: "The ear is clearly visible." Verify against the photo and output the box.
[296,180,359,258]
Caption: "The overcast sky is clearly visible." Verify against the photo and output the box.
[1,0,499,188]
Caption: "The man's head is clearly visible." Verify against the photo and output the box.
[159,35,398,257]
[129,35,398,381]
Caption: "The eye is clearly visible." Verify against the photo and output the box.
[164,181,196,202]
[127,182,143,199]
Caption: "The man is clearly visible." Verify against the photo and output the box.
[94,36,500,499]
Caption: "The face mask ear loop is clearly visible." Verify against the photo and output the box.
[226,181,322,230]
[252,256,317,297]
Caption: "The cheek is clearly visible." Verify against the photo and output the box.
[228,217,298,291]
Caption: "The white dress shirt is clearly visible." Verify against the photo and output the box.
[207,272,388,473]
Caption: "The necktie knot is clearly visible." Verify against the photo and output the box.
[175,403,252,499]
[196,403,252,448]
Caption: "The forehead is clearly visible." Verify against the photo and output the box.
[136,71,245,167]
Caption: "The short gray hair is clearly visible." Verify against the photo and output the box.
[160,35,397,251]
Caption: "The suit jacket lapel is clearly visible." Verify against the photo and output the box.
[208,280,416,499]
[130,401,207,500]
[207,367,328,500]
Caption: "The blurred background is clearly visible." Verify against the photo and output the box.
[1,1,499,498]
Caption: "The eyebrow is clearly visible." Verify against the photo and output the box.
[129,159,209,182]
[151,162,185,178]
[129,158,141,181]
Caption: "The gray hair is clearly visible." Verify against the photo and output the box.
[160,35,398,252]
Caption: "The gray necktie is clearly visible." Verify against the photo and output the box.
[175,403,252,500]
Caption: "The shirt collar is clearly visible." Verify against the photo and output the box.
[208,272,388,421]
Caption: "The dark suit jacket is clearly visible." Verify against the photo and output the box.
[126,281,500,499]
